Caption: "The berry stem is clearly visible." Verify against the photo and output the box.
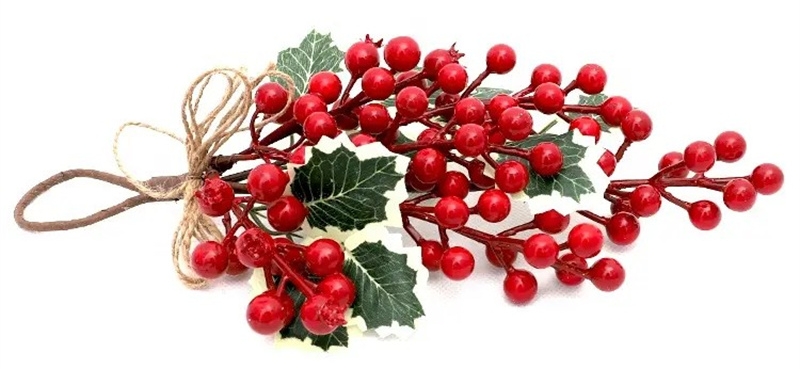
[460,69,490,98]
[551,258,588,278]
[272,254,316,298]
[497,220,537,237]
[577,210,608,225]
[560,104,601,115]
[615,139,632,162]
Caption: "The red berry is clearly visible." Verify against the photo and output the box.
[576,64,607,94]
[688,200,722,231]
[485,246,517,268]
[487,94,518,123]
[383,36,421,72]
[235,228,275,268]
[495,160,530,193]
[454,97,486,125]
[567,223,604,258]
[423,48,459,80]
[486,44,516,74]
[569,116,601,143]
[267,196,307,232]
[435,92,460,108]
[361,67,396,100]
[522,233,559,269]
[723,178,757,212]
[417,128,439,143]
[486,126,506,145]
[599,96,632,127]
[497,107,534,141]
[440,246,475,281]
[713,131,746,163]
[299,294,346,335]
[620,110,652,142]
[420,240,445,271]
[190,240,228,279]
[224,237,248,275]
[410,148,447,184]
[684,141,716,173]
[303,112,338,144]
[293,94,327,123]
[195,176,234,217]
[605,212,640,246]
[395,86,428,118]
[397,70,425,89]
[503,270,538,304]
[629,185,661,217]
[531,64,562,88]
[529,142,564,177]
[273,238,305,274]
[434,196,470,229]
[308,71,343,104]
[532,82,565,114]
[345,37,380,76]
[336,113,359,131]
[437,171,470,198]
[358,103,392,134]
[468,159,496,190]
[454,123,488,157]
[255,82,289,114]
[477,189,511,223]
[305,238,345,277]
[597,149,617,176]
[588,258,625,292]
[658,151,690,179]
[246,291,294,335]
[751,163,783,195]
[350,133,376,147]
[437,63,468,94]
[289,145,307,165]
[534,210,570,234]
[316,273,356,307]
[406,170,436,192]
[555,253,588,286]
[247,163,290,202]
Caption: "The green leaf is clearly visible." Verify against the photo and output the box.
[276,30,345,97]
[499,130,595,202]
[342,240,424,329]
[290,142,405,232]
[278,283,349,351]
[566,93,611,132]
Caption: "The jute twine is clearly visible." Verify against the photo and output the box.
[14,63,297,288]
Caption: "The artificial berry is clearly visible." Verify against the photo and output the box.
[299,294,346,335]
[247,163,290,202]
[435,92,460,108]
[423,48,460,80]
[658,151,690,179]
[293,94,327,123]
[316,273,357,307]
[495,160,530,193]
[751,163,783,195]
[420,240,445,271]
[723,178,757,212]
[599,96,632,127]
[454,97,486,125]
[397,70,425,89]
[629,184,661,217]
[254,82,289,114]
[267,196,307,232]
[567,223,604,258]
[588,258,625,292]
[486,126,506,145]
[468,159,496,190]
[605,212,640,246]
[441,246,475,281]
[437,171,470,199]
[190,240,228,279]
[486,44,516,74]
[620,110,652,142]
[275,101,295,123]
[235,228,275,268]
[350,133,376,146]
[597,149,617,176]
[530,64,562,88]
[273,238,306,274]
[522,233,559,269]
[555,253,588,286]
[529,142,564,177]
[195,176,234,217]
[224,237,248,276]
[532,82,565,114]
[383,36,421,72]
[406,170,436,192]
[361,67,396,100]
[358,103,392,134]
[303,112,338,144]
[476,189,511,223]
[345,36,380,76]
[688,200,722,231]
[534,210,570,234]
[305,238,345,277]
[395,86,428,118]
[437,63,468,94]
[410,148,447,184]
[336,113,359,131]
[487,94,518,123]
[576,64,607,94]
[417,128,439,143]
[485,246,517,268]
[503,270,537,304]
[497,107,534,141]
[434,196,470,229]
[289,145,307,165]
[454,124,488,157]
[308,71,343,104]
[246,291,295,335]
[714,131,746,163]
[684,141,716,173]
[569,116,602,143]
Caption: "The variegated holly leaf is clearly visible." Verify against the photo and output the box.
[276,30,345,97]
[566,93,612,132]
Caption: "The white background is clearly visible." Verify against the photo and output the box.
[1,0,799,368]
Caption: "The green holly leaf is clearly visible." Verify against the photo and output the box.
[276,30,345,97]
[278,283,349,351]
[566,93,611,132]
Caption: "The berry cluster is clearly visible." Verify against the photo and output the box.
[189,34,784,339]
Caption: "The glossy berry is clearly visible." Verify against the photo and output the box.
[495,160,530,193]
[597,149,617,176]
[195,176,234,217]
[235,228,275,268]
[437,63,468,94]
[569,116,602,143]
[224,237,248,276]
[350,133,376,147]
[454,97,486,125]
[503,270,537,304]
[190,240,228,279]
[723,178,757,212]
[336,113,359,131]
[530,64,562,88]
[308,71,343,104]
[714,131,746,163]
[605,212,640,246]
[406,170,436,192]
[420,240,445,271]
[410,148,447,184]
[383,36,421,72]
[684,141,716,173]
[485,246,517,268]
[305,238,345,277]
[303,112,338,144]
[486,44,516,74]
[497,107,534,141]
[441,246,475,281]
[254,82,289,114]
[567,223,604,258]
[487,94,518,123]
[534,210,570,234]
[556,253,588,286]
[576,64,607,94]
[267,196,307,232]
[437,171,470,199]
[247,164,290,202]
[395,86,428,118]
[316,273,357,307]
[358,103,392,134]
[434,196,470,229]
[629,184,661,217]
[273,238,305,274]
[396,70,424,88]
[531,82,565,114]
[522,233,559,268]
[361,67,396,100]
[468,159,496,190]
[454,124,488,157]
[658,151,690,179]
[588,258,625,292]
[246,291,294,335]
[344,37,380,76]
[529,142,564,177]
[423,48,461,79]
[688,200,722,231]
[299,294,346,335]
[289,145,307,165]
[417,128,439,143]
[476,189,511,223]
[293,94,327,124]
[620,110,653,142]
[486,126,506,145]
[751,163,783,195]
[599,96,632,127]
